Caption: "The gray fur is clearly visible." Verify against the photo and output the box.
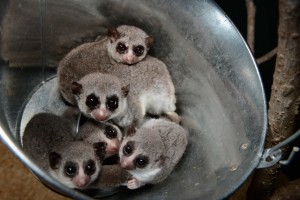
[73,72,143,127]
[22,113,103,189]
[119,118,188,189]
[57,25,178,122]
[88,165,131,188]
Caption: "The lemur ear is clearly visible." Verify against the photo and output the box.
[125,125,136,137]
[145,36,154,48]
[121,84,130,97]
[71,82,83,95]
[93,142,106,162]
[107,27,120,43]
[49,152,62,169]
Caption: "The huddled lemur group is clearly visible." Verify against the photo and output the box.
[22,25,188,191]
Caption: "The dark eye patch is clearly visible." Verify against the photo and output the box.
[64,161,78,178]
[133,45,145,57]
[84,159,96,176]
[86,93,100,110]
[123,141,135,156]
[94,142,107,152]
[104,125,118,139]
[134,155,149,168]
[93,142,106,160]
[106,95,119,111]
[116,42,127,54]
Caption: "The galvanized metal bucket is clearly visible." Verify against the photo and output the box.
[0,0,267,199]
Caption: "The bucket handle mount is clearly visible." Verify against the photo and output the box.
[257,129,300,169]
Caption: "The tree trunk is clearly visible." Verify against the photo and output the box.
[270,178,300,200]
[247,0,300,199]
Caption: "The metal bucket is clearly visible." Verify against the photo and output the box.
[0,0,267,199]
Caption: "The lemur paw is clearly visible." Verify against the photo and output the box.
[164,112,181,124]
[127,177,140,190]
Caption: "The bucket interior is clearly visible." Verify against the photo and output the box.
[0,0,267,199]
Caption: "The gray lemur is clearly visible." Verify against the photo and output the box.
[119,118,188,189]
[106,25,153,65]
[71,72,143,127]
[77,119,123,158]
[58,25,180,123]
[22,113,106,189]
[58,25,153,105]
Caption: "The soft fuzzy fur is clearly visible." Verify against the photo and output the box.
[119,118,188,189]
[57,25,179,123]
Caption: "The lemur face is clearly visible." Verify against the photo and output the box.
[84,93,121,121]
[71,73,130,123]
[119,128,165,172]
[107,25,153,65]
[112,40,146,65]
[48,141,105,189]
[120,140,150,170]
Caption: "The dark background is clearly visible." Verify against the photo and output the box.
[215,0,278,103]
[215,0,300,184]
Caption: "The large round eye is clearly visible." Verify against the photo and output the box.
[86,94,100,109]
[105,125,117,139]
[64,162,77,177]
[116,42,127,54]
[106,95,118,111]
[135,155,149,168]
[133,45,145,57]
[85,160,96,176]
[123,142,134,156]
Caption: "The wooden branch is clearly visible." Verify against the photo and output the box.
[256,47,278,65]
[267,0,300,146]
[247,0,300,199]
[246,0,256,53]
[270,178,300,200]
